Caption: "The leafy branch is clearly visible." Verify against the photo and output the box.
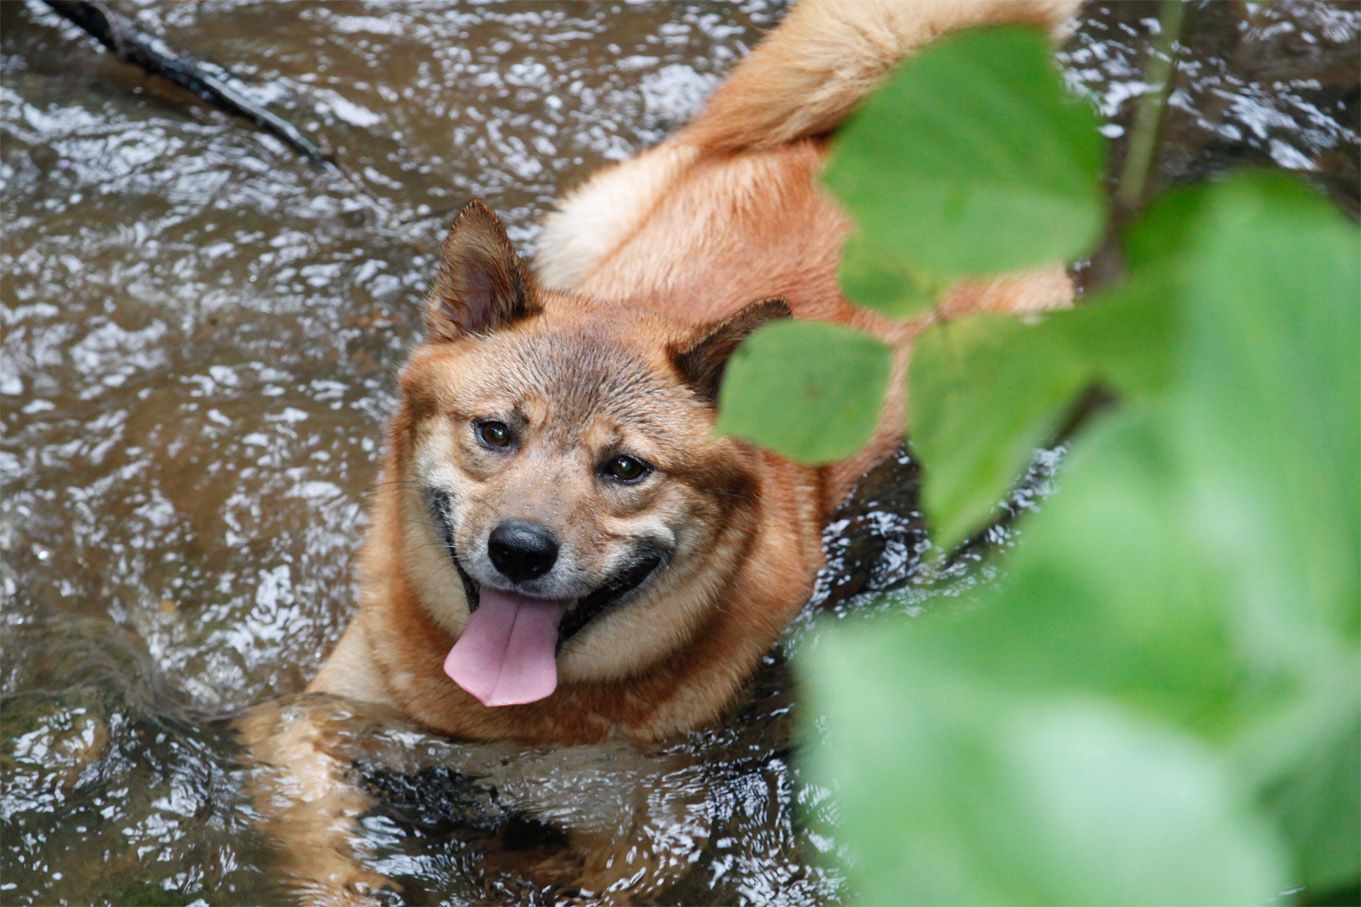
[716,16,1361,906]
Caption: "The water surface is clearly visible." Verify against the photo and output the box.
[2,1,1357,903]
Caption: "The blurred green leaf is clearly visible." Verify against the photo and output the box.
[716,320,892,464]
[1173,173,1360,650]
[1166,173,1361,889]
[824,27,1106,277]
[908,313,1091,551]
[838,230,936,318]
[804,589,1288,906]
[914,412,1245,724]
[903,170,1196,556]
[1242,663,1361,894]
[803,172,1361,901]
[908,280,1176,552]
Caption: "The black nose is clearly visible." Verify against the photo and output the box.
[487,521,559,583]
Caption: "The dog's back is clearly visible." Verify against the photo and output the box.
[539,0,1080,504]
[539,0,1080,296]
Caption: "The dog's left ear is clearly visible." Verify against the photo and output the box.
[426,199,540,342]
[671,297,792,403]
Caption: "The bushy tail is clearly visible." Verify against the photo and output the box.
[683,0,1081,154]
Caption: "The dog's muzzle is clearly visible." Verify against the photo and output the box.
[424,488,668,647]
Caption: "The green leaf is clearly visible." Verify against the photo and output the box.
[838,230,936,318]
[908,313,1091,550]
[1123,182,1212,274]
[716,320,892,464]
[907,287,1177,552]
[965,174,1361,892]
[1174,173,1360,651]
[824,27,1107,277]
[903,268,1192,554]
[904,178,1286,553]
[803,599,1289,906]
[1166,173,1361,890]
[805,173,1361,901]
[906,411,1251,725]
[1241,661,1361,895]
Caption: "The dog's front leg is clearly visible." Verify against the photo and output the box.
[235,694,400,906]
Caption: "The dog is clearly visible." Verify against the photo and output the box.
[242,0,1081,900]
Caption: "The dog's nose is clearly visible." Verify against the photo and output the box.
[487,520,559,583]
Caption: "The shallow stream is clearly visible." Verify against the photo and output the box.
[2,1,1357,903]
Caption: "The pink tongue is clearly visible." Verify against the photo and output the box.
[444,588,569,707]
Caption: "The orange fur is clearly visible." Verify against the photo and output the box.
[245,3,1089,898]
[684,0,1080,154]
[312,0,1081,744]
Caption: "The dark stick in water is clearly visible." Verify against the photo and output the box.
[40,0,332,165]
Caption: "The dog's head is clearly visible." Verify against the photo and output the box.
[392,200,788,706]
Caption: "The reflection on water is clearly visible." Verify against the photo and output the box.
[2,1,1356,903]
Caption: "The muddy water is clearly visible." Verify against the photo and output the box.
[2,1,1356,904]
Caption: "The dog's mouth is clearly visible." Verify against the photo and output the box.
[448,550,665,646]
[557,549,665,642]
[425,489,667,707]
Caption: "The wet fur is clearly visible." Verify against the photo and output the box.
[244,0,1083,900]
[314,293,823,741]
[312,1,1079,745]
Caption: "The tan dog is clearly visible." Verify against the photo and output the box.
[244,0,1081,898]
[308,0,1077,745]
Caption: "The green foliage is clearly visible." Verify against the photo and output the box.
[721,24,1112,498]
[804,604,1289,905]
[716,320,892,464]
[908,264,1176,551]
[1173,175,1360,648]
[906,313,1086,551]
[824,27,1107,278]
[837,230,936,318]
[712,18,1360,906]
[805,173,1360,903]
[1151,176,1361,892]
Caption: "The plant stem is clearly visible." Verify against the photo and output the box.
[1115,0,1188,215]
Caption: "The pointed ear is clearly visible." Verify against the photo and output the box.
[426,200,540,342]
[671,297,792,403]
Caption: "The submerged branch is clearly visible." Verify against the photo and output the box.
[41,0,332,165]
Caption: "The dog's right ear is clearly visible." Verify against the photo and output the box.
[425,200,541,342]
[671,296,792,404]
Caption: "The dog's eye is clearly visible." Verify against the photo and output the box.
[603,454,651,484]
[475,420,514,449]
